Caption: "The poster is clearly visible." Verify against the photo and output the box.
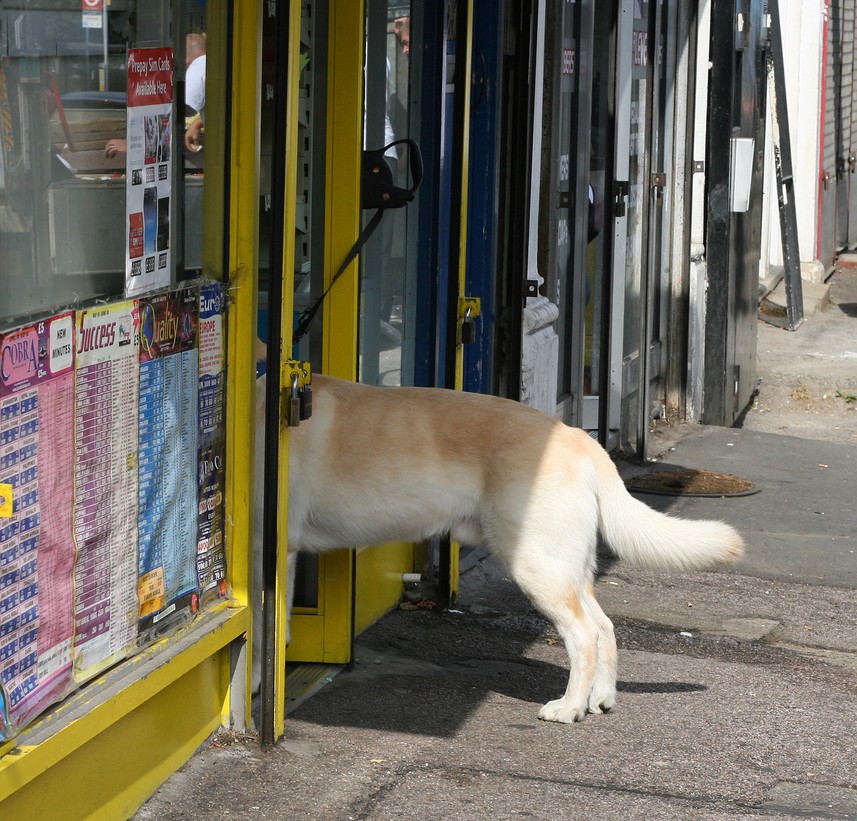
[137,289,199,632]
[72,302,141,679]
[0,315,76,739]
[124,47,174,296]
[197,283,227,600]
[0,282,228,740]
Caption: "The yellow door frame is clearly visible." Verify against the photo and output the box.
[289,0,476,659]
[287,0,365,667]
[265,0,304,743]
[448,0,475,605]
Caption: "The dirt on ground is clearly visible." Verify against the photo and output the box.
[737,262,857,446]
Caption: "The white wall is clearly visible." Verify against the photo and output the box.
[762,0,825,282]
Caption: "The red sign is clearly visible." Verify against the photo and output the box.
[82,0,103,9]
[127,48,174,108]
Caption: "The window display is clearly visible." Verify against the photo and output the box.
[0,2,203,325]
[0,2,227,744]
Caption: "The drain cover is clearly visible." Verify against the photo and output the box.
[626,467,757,497]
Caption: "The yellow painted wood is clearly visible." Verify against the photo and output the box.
[319,549,352,663]
[273,1,305,741]
[287,609,326,659]
[323,1,363,383]
[307,0,366,664]
[447,1,475,605]
[354,543,415,635]
[225,0,262,731]
[0,607,247,814]
[285,552,328,661]
[1,656,221,820]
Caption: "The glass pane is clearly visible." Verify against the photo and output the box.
[555,0,580,400]
[584,2,613,399]
[0,2,209,326]
[620,0,651,445]
[360,0,418,387]
[259,1,329,609]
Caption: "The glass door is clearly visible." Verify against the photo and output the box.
[619,0,668,456]
[360,0,420,386]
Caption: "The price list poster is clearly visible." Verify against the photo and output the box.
[0,314,76,739]
[72,303,140,680]
[137,289,199,632]
[197,283,227,602]
[124,47,173,297]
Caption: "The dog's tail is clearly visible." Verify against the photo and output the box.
[589,441,744,571]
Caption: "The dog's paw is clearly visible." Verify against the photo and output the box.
[587,688,616,714]
[537,698,588,724]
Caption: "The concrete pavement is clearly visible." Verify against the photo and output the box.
[135,267,857,821]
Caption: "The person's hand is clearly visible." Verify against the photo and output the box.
[104,139,127,157]
[185,117,204,152]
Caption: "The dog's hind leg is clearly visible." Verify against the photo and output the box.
[581,582,617,714]
[537,585,601,723]
[510,554,602,723]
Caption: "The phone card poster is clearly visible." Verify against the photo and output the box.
[0,315,76,739]
[125,47,173,297]
[197,283,227,600]
[137,289,199,633]
[72,303,141,680]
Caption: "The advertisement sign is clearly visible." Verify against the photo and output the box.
[0,315,76,739]
[0,282,228,740]
[124,47,174,296]
[197,283,227,600]
[136,290,200,632]
[72,302,141,679]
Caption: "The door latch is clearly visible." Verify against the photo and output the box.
[651,171,667,205]
[614,180,629,218]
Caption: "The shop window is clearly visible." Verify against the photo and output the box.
[0,2,228,744]
[0,2,208,324]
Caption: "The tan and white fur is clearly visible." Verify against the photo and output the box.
[254,374,743,723]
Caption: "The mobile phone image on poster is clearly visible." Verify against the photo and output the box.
[124,47,173,296]
[143,187,158,256]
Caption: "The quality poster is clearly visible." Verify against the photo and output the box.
[124,47,174,297]
[72,302,141,680]
[137,289,199,630]
[0,314,76,739]
[197,283,227,600]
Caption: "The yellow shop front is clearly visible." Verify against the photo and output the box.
[0,1,259,815]
[0,0,474,814]
[256,0,475,742]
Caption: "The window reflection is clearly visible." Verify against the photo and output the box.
[0,2,206,326]
[360,1,416,387]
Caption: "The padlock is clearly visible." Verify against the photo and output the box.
[288,372,301,427]
[461,306,476,345]
[299,379,313,421]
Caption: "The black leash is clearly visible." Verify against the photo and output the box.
[292,208,384,345]
[292,139,422,346]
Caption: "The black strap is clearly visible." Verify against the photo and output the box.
[292,208,385,345]
[292,139,422,346]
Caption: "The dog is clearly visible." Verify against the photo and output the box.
[253,373,743,723]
